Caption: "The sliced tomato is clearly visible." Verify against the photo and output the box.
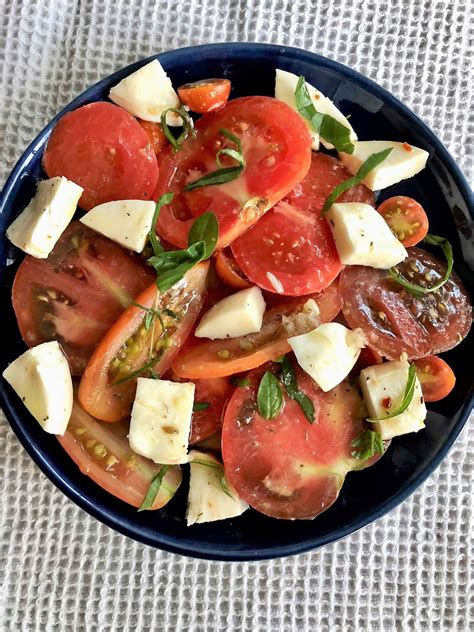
[43,102,159,210]
[413,356,456,402]
[231,152,375,296]
[137,119,169,155]
[340,247,472,360]
[155,96,312,249]
[58,396,181,509]
[215,249,251,289]
[171,280,342,379]
[78,262,209,421]
[177,78,231,114]
[354,346,384,372]
[12,222,155,375]
[222,364,372,520]
[377,196,429,247]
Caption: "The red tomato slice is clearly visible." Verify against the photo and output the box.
[43,102,159,210]
[78,262,209,421]
[177,78,231,114]
[171,280,342,379]
[137,119,169,156]
[58,396,182,509]
[155,96,312,249]
[215,249,251,289]
[354,346,384,372]
[12,222,155,375]
[231,152,375,296]
[340,247,472,360]
[377,196,429,247]
[413,356,456,402]
[222,364,371,520]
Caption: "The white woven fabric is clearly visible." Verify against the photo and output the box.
[0,1,472,630]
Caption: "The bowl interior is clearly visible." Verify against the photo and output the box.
[0,43,472,561]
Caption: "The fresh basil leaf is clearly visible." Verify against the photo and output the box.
[351,430,383,460]
[188,211,219,258]
[160,106,195,152]
[138,465,170,511]
[295,76,354,154]
[367,364,417,422]
[220,472,235,500]
[322,148,393,214]
[193,402,210,411]
[155,258,200,293]
[149,193,174,256]
[230,376,251,388]
[388,234,453,297]
[257,371,284,419]
[293,391,315,424]
[281,356,315,423]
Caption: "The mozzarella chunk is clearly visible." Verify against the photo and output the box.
[186,450,248,525]
[109,59,181,125]
[326,202,407,268]
[339,140,429,190]
[289,323,366,392]
[194,286,266,339]
[359,360,427,440]
[128,378,194,465]
[6,177,83,258]
[2,341,73,434]
[80,200,156,253]
[275,68,357,150]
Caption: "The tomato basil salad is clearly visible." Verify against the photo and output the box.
[3,60,472,525]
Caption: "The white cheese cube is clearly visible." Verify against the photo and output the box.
[288,323,366,392]
[109,59,181,126]
[2,341,73,435]
[275,68,357,151]
[326,202,407,268]
[80,200,156,253]
[359,361,427,440]
[339,140,429,190]
[186,450,248,525]
[6,177,83,258]
[194,286,266,339]
[129,378,194,465]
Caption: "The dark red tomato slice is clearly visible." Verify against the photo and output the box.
[340,247,472,360]
[58,396,182,509]
[78,262,209,421]
[354,346,384,372]
[215,249,251,289]
[12,222,155,375]
[222,364,371,520]
[43,102,159,210]
[155,96,312,249]
[172,280,342,379]
[137,119,169,156]
[377,196,429,247]
[413,356,456,402]
[177,78,231,114]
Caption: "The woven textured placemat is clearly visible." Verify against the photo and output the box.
[0,1,472,630]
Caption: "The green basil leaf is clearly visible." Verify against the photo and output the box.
[322,148,393,214]
[160,107,195,152]
[293,391,315,424]
[138,465,170,511]
[188,211,219,258]
[388,234,454,297]
[281,356,315,423]
[295,76,354,154]
[257,371,284,419]
[351,430,383,460]
[155,258,199,293]
[367,364,417,422]
[193,402,210,411]
[149,193,174,256]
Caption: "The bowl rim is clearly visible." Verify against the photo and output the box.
[1,42,473,562]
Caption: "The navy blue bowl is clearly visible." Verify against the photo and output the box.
[1,43,473,561]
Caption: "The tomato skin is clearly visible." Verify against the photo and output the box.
[12,222,155,375]
[79,262,209,422]
[137,119,169,155]
[58,397,182,509]
[413,356,456,402]
[154,96,312,249]
[178,79,231,114]
[171,280,342,379]
[43,102,159,210]
[377,196,429,247]
[215,249,251,289]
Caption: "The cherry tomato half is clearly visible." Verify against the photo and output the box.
[178,78,231,114]
[215,249,251,289]
[377,196,429,247]
[413,356,456,402]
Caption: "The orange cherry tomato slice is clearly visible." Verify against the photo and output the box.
[137,119,169,156]
[377,196,429,247]
[215,249,251,289]
[178,78,231,114]
[413,355,456,402]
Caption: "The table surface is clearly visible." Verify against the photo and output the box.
[0,1,472,630]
